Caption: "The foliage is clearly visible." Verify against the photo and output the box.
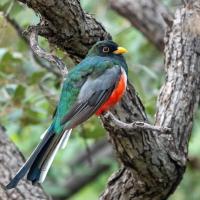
[0,0,200,199]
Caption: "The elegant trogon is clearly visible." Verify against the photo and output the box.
[6,40,128,189]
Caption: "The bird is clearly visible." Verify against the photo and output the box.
[6,40,128,189]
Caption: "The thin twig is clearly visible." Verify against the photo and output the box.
[5,15,28,42]
[103,111,171,134]
[26,26,68,77]
[33,54,61,77]
[5,15,62,77]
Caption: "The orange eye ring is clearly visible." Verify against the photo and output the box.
[103,46,110,53]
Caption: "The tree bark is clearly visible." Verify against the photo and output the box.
[4,0,200,200]
[17,0,111,62]
[0,126,50,200]
[110,0,172,51]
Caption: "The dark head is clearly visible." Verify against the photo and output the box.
[87,40,128,73]
[88,40,128,57]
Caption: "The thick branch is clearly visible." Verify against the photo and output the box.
[110,0,172,51]
[27,26,68,77]
[17,0,111,62]
[5,15,62,77]
[0,126,50,200]
[155,0,200,163]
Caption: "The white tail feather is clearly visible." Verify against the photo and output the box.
[38,129,71,183]
[60,129,72,149]
[40,127,49,140]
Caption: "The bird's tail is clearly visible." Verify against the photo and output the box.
[6,127,71,189]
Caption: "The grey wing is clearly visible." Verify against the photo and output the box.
[61,66,121,128]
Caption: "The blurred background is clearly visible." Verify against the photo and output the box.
[0,0,200,199]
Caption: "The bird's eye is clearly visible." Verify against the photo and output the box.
[102,46,110,53]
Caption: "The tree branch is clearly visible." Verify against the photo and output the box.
[26,26,68,77]
[0,126,50,200]
[17,0,111,62]
[5,15,62,77]
[109,0,172,51]
[103,111,171,133]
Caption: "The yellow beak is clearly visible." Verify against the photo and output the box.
[113,47,128,54]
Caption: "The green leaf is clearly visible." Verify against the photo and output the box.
[0,50,23,74]
[21,108,42,125]
[28,71,46,85]
[13,84,26,103]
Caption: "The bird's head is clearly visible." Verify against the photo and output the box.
[87,40,128,74]
[87,40,128,57]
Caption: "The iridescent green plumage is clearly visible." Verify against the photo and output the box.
[53,53,127,133]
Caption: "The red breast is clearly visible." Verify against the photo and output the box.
[96,69,127,115]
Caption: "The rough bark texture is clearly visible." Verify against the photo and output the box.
[110,0,172,51]
[18,0,111,62]
[0,126,50,200]
[3,0,200,200]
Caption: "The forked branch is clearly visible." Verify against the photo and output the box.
[103,111,171,133]
[26,26,68,77]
